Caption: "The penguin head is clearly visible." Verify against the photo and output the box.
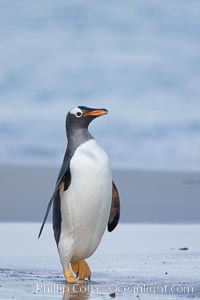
[66,106,108,132]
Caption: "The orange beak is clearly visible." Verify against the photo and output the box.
[83,109,108,117]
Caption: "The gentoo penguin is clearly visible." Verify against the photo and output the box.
[38,106,120,284]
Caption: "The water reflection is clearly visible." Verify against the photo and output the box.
[63,283,91,300]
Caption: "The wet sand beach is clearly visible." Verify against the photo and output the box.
[1,165,200,223]
[0,223,200,300]
[0,165,200,299]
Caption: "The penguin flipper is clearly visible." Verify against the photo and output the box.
[53,191,62,245]
[38,193,55,239]
[38,158,71,239]
[108,181,120,232]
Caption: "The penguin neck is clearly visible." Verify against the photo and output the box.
[66,127,93,156]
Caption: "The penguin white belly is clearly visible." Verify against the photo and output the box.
[59,139,112,262]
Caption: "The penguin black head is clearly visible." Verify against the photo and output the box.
[66,106,108,133]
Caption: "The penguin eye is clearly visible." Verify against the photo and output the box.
[76,111,82,118]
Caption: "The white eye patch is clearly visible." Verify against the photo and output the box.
[70,107,83,118]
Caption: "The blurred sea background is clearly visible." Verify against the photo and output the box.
[1,7,200,298]
[0,0,200,171]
